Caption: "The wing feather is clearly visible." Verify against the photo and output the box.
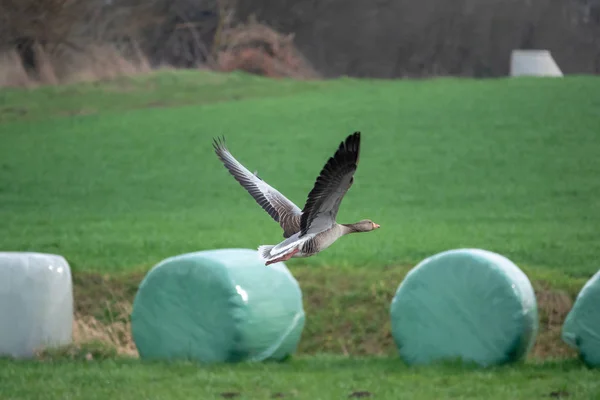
[213,137,302,238]
[299,132,361,236]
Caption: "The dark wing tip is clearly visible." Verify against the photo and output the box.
[212,135,227,153]
[348,131,360,147]
[299,131,362,235]
[336,131,361,164]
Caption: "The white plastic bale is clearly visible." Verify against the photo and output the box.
[0,252,74,358]
[510,50,563,77]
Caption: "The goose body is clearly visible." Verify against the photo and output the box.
[213,132,379,266]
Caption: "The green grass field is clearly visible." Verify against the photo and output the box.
[1,356,598,400]
[1,70,600,399]
[2,71,599,274]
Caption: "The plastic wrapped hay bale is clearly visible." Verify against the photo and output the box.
[510,49,563,77]
[390,248,538,367]
[562,270,600,367]
[131,248,305,363]
[0,252,74,358]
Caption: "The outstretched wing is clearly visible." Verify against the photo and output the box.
[213,136,302,238]
[299,132,361,237]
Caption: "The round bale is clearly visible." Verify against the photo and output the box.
[0,252,73,358]
[562,270,600,367]
[390,248,538,367]
[131,248,305,363]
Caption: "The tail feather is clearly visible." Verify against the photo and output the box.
[257,245,276,261]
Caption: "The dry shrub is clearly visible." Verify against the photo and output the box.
[34,302,137,361]
[0,0,321,86]
[51,43,152,84]
[32,44,59,85]
[0,43,153,87]
[0,50,32,87]
[530,288,576,358]
[216,16,320,79]
[72,302,138,357]
[0,0,162,87]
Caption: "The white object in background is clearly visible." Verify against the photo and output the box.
[510,50,563,77]
[0,252,74,358]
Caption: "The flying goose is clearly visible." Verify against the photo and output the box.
[213,132,380,266]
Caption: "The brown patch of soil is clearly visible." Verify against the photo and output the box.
[530,285,576,359]
[70,272,144,356]
[73,304,137,356]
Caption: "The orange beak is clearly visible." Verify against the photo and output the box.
[373,223,380,229]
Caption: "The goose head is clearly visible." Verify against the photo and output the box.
[343,219,381,233]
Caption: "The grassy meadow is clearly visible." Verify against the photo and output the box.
[1,70,600,399]
[1,357,598,400]
[1,71,599,274]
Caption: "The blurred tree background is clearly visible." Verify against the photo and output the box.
[0,0,598,86]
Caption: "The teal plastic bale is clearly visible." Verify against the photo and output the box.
[562,270,600,367]
[390,248,538,367]
[131,248,305,363]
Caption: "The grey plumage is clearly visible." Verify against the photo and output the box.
[213,137,302,238]
[213,132,379,265]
